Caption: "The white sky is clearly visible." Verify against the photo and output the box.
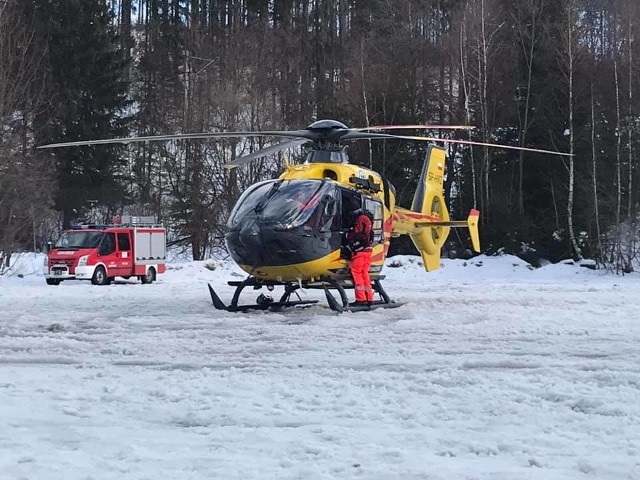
[1,254,639,480]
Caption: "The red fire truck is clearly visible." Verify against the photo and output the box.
[44,216,166,286]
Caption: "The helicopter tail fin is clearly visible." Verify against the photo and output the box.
[392,145,481,271]
[467,209,481,253]
[408,145,451,271]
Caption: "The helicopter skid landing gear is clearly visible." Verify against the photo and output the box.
[324,279,402,313]
[207,278,319,312]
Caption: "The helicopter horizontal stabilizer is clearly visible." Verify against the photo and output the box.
[414,209,480,253]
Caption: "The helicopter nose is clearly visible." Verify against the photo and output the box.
[227,223,265,266]
[239,222,260,247]
[226,221,333,271]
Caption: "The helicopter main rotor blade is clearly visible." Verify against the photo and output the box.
[36,130,315,149]
[341,131,571,156]
[225,139,309,169]
[355,125,476,131]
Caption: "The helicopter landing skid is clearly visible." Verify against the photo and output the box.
[207,281,318,312]
[324,279,402,313]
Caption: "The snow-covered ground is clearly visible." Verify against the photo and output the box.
[1,254,639,480]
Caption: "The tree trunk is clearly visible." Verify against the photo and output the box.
[565,2,582,260]
[590,83,603,266]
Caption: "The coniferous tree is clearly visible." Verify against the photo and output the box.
[34,0,130,228]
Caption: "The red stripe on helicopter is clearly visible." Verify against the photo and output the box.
[393,212,439,221]
[371,251,385,262]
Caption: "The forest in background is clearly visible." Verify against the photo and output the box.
[1,0,639,271]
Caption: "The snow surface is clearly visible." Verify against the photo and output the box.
[1,254,639,480]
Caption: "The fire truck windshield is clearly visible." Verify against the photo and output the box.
[55,231,104,249]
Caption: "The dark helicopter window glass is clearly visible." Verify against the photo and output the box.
[54,231,104,249]
[318,189,340,232]
[228,179,330,228]
[228,181,276,227]
[305,150,347,164]
[340,189,362,230]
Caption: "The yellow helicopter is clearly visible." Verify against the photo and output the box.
[39,119,567,312]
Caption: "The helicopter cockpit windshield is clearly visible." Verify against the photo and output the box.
[228,179,333,229]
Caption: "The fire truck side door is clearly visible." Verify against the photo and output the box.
[98,232,118,276]
[115,232,132,276]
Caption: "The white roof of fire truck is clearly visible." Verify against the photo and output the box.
[70,215,163,230]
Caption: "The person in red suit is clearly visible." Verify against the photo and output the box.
[345,209,374,306]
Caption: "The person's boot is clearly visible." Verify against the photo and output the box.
[349,300,368,307]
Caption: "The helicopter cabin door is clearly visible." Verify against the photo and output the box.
[362,195,384,246]
[339,189,384,247]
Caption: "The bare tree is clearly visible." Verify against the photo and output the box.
[512,0,545,218]
[459,5,478,210]
[590,83,603,265]
[0,1,51,262]
[624,0,638,271]
[558,0,582,260]
[460,0,504,222]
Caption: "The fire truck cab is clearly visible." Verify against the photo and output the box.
[44,216,166,286]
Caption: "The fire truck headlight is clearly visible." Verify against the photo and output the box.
[77,255,89,266]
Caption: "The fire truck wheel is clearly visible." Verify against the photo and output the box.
[141,267,156,284]
[46,278,61,286]
[91,266,109,286]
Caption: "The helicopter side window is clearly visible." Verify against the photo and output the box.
[318,194,339,232]
[363,197,384,245]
